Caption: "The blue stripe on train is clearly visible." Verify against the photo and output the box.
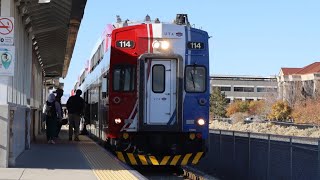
[182,27,210,139]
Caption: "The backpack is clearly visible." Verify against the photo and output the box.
[45,101,56,118]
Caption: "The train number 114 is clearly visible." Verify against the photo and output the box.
[116,40,135,48]
[187,42,204,49]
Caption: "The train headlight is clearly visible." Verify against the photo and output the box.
[152,41,161,49]
[197,118,206,126]
[160,41,170,50]
[115,118,122,124]
[152,40,170,50]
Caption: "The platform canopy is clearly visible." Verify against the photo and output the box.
[18,0,87,78]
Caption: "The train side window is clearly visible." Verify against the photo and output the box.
[102,71,109,98]
[152,65,165,93]
[113,65,135,92]
[106,72,109,96]
[185,66,206,93]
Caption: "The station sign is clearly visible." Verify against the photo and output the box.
[0,17,14,46]
[0,46,15,76]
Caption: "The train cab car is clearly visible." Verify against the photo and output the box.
[79,14,210,166]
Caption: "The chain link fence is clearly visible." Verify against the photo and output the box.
[196,130,320,180]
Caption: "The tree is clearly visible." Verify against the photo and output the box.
[248,100,266,116]
[268,101,292,121]
[292,99,320,125]
[226,101,249,117]
[210,87,228,118]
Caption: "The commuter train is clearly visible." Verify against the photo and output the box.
[75,14,210,166]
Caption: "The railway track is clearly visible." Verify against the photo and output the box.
[135,165,218,180]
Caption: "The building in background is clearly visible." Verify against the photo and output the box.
[210,75,278,103]
[278,62,320,106]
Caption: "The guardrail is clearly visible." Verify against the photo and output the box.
[196,129,320,180]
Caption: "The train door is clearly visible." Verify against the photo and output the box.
[146,60,176,125]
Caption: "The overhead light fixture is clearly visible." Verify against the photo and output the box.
[38,0,51,3]
[33,41,37,45]
[27,26,32,33]
[24,16,31,25]
[19,5,27,15]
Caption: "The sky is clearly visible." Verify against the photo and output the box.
[62,0,320,95]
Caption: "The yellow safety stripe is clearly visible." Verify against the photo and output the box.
[170,155,181,166]
[127,153,138,165]
[78,136,139,180]
[192,152,204,164]
[160,156,170,165]
[116,152,126,163]
[181,153,192,165]
[149,156,159,165]
[138,155,148,165]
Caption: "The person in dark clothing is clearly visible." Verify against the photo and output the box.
[55,88,64,138]
[67,89,85,141]
[45,93,58,144]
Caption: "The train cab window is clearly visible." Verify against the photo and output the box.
[152,65,165,93]
[113,65,135,92]
[185,66,206,93]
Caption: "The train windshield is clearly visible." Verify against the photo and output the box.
[113,65,135,92]
[185,65,206,93]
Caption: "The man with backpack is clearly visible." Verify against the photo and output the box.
[66,89,85,141]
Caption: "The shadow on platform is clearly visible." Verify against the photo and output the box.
[14,128,91,170]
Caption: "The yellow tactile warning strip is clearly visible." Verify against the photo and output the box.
[116,151,204,166]
[77,136,140,180]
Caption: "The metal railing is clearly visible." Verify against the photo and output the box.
[196,130,320,180]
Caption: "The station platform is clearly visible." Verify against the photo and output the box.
[0,128,146,180]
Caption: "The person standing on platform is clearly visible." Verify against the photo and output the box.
[66,89,85,141]
[55,88,64,138]
[45,93,58,144]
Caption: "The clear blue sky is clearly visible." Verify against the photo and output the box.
[62,0,320,94]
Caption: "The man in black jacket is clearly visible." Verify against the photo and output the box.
[66,89,84,141]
